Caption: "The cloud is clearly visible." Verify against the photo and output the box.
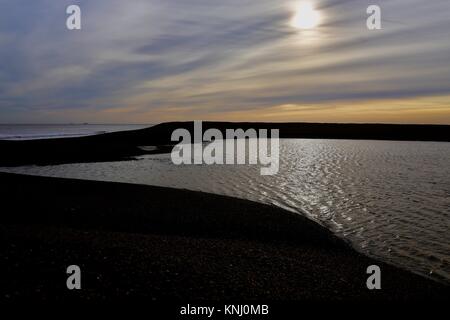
[0,0,449,123]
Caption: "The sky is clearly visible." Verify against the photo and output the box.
[1,0,450,124]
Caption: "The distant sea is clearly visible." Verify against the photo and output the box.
[0,124,152,140]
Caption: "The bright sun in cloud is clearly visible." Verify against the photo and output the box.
[291,2,321,30]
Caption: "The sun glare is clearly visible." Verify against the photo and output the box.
[291,2,321,30]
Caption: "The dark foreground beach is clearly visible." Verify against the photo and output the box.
[1,172,448,302]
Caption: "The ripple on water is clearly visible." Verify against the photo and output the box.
[1,139,450,283]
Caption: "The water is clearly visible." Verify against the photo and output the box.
[0,124,152,140]
[1,139,449,283]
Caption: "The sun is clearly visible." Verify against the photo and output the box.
[291,2,321,30]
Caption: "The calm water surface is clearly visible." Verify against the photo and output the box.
[2,139,449,283]
[0,124,151,140]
